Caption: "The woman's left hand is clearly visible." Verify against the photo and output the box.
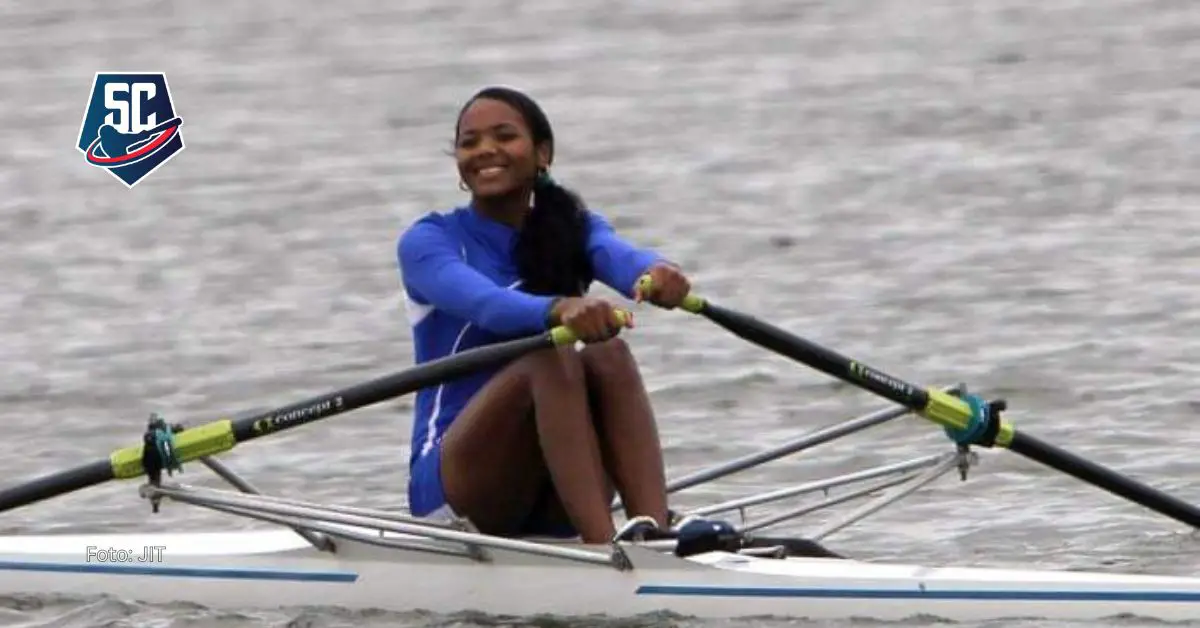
[635,262,691,309]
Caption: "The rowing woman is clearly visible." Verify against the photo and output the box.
[396,86,690,544]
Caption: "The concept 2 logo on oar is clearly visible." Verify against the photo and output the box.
[76,72,185,188]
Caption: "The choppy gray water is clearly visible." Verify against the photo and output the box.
[2,0,1199,625]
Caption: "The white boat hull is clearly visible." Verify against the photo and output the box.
[2,528,1200,622]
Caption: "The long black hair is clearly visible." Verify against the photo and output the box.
[454,86,594,297]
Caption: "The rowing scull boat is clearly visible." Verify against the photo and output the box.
[3,488,1200,622]
[2,285,1199,622]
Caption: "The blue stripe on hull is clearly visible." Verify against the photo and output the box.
[0,561,358,583]
[636,584,1200,603]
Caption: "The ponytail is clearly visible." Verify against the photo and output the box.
[513,171,594,297]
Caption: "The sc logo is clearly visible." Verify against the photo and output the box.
[103,82,162,134]
[77,72,185,188]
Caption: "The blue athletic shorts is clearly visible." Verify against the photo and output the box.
[408,437,578,538]
[408,438,451,519]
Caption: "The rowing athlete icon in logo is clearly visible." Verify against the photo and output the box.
[77,72,185,188]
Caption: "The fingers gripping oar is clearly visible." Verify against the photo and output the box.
[639,276,1200,529]
[0,316,627,515]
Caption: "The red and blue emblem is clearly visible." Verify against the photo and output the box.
[76,72,185,188]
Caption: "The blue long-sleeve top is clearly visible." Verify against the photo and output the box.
[396,204,663,467]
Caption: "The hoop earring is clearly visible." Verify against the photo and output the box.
[459,180,469,192]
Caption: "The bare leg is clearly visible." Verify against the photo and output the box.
[440,346,616,542]
[579,338,670,528]
[515,386,617,537]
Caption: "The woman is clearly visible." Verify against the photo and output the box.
[396,86,692,544]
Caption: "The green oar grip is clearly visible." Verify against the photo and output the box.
[548,309,633,345]
[636,275,706,313]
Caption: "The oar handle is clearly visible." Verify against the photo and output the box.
[636,275,706,313]
[548,308,634,345]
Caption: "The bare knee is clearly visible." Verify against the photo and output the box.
[579,337,638,379]
[516,345,587,388]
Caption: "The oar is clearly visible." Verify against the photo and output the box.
[640,277,1200,529]
[0,321,608,514]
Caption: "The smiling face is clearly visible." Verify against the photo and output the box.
[455,97,550,201]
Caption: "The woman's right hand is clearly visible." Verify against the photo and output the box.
[550,297,628,343]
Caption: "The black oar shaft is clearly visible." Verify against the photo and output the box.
[0,460,115,514]
[700,302,932,411]
[1008,431,1200,528]
[0,328,572,514]
[229,332,557,442]
[683,295,1200,530]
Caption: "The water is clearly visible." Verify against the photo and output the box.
[1,0,1199,625]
